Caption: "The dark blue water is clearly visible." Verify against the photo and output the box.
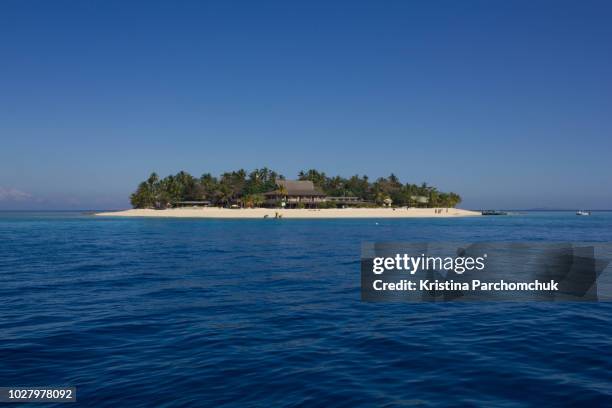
[1,212,611,406]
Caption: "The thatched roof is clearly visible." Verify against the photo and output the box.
[264,180,326,197]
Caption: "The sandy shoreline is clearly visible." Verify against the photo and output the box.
[95,207,480,219]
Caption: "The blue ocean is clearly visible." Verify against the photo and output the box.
[1,212,611,407]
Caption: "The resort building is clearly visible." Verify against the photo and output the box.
[264,180,326,208]
[173,200,212,207]
[326,196,366,206]
[410,195,429,207]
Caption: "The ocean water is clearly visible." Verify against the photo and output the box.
[1,211,611,407]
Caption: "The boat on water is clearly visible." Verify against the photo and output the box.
[576,210,591,216]
[481,210,508,216]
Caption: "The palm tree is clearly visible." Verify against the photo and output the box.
[200,173,218,201]
[375,192,389,206]
[130,169,464,211]
[252,194,264,207]
[215,185,232,207]
[147,172,159,187]
[449,192,462,208]
[429,189,440,208]
[277,184,288,207]
[243,194,264,208]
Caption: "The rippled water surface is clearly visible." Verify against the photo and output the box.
[1,211,611,406]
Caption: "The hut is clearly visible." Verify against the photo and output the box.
[264,180,326,208]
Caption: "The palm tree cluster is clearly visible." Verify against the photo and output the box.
[130,168,461,209]
[297,169,461,208]
[130,168,279,209]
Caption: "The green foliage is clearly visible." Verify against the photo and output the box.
[244,168,280,195]
[317,201,338,209]
[298,169,327,188]
[243,194,265,208]
[129,169,462,209]
[130,181,154,208]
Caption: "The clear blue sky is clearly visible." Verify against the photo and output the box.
[1,0,611,210]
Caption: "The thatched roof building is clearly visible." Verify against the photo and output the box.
[264,180,326,207]
[264,180,326,197]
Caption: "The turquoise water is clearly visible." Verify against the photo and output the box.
[1,211,611,406]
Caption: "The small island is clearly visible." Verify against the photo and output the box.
[96,168,479,218]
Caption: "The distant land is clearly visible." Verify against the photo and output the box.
[127,168,463,210]
[93,167,483,219]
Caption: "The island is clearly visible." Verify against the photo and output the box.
[96,168,480,218]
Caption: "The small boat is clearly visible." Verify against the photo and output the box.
[576,210,591,216]
[481,210,508,216]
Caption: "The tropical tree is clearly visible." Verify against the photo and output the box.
[345,175,370,199]
[245,168,280,194]
[199,173,218,201]
[277,184,288,207]
[448,192,462,208]
[129,168,463,209]
[211,183,229,207]
[298,169,327,188]
[374,192,389,206]
[243,193,265,208]
[130,181,154,208]
[130,172,160,208]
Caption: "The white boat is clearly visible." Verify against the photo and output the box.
[576,210,591,216]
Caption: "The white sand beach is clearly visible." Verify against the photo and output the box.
[95,207,480,219]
